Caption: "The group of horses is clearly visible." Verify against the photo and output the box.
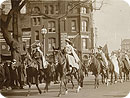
[14,49,130,97]
[1,41,130,97]
[23,49,85,97]
[87,52,130,89]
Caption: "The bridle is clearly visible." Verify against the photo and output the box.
[53,50,66,66]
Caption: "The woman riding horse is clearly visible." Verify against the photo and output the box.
[52,39,84,96]
[64,39,80,74]
[23,43,53,96]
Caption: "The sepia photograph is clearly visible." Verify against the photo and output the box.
[0,0,130,98]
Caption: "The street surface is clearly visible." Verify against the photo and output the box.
[1,73,130,98]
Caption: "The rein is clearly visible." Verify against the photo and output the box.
[53,50,66,66]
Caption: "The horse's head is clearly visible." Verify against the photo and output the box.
[53,50,66,66]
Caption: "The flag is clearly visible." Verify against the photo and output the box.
[102,44,109,57]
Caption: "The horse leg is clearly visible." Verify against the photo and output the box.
[58,76,63,97]
[95,74,99,88]
[36,76,42,94]
[110,72,113,84]
[126,71,129,81]
[97,74,99,88]
[120,69,123,83]
[95,75,98,89]
[70,75,74,89]
[36,84,42,94]
[101,73,104,84]
[76,70,82,93]
[123,71,125,81]
[44,82,49,93]
[64,79,68,95]
[106,69,109,86]
[27,82,31,96]
[114,72,118,84]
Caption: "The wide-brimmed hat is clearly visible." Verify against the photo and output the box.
[12,59,16,62]
[97,46,102,49]
[12,59,17,64]
[65,39,72,44]
[36,43,41,47]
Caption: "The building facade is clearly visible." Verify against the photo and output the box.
[27,0,94,61]
[121,39,130,53]
[0,0,94,61]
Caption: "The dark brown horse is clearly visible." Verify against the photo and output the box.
[89,54,101,88]
[23,52,53,96]
[95,53,110,86]
[122,58,130,81]
[23,53,42,96]
[53,50,84,97]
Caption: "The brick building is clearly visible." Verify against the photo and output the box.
[121,39,130,53]
[0,0,94,61]
[27,0,94,60]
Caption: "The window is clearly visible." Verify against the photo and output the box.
[32,17,41,26]
[37,17,40,25]
[32,7,41,14]
[48,21,56,33]
[33,18,37,25]
[82,38,88,49]
[71,20,76,32]
[44,5,48,14]
[35,31,39,40]
[82,20,88,32]
[55,5,59,14]
[48,38,56,51]
[81,7,87,14]
[50,5,54,14]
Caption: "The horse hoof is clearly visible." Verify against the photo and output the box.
[78,86,81,90]
[106,82,109,86]
[114,81,117,84]
[120,79,123,83]
[43,90,46,93]
[58,94,61,97]
[38,91,42,94]
[26,94,30,97]
[65,90,68,94]
[94,86,97,89]
[76,89,79,93]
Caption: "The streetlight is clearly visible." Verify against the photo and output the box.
[41,25,47,57]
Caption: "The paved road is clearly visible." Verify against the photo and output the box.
[1,73,130,98]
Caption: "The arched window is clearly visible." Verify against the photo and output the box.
[32,17,41,26]
[32,6,41,14]
[80,7,87,14]
[48,21,56,33]
[35,31,39,40]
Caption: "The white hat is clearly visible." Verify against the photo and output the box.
[13,59,17,62]
[65,39,72,44]
[36,43,41,47]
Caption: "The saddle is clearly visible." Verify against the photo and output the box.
[28,61,38,70]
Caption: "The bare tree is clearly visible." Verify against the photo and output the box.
[0,0,104,62]
[1,0,28,62]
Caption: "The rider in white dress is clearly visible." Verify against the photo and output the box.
[64,39,80,73]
